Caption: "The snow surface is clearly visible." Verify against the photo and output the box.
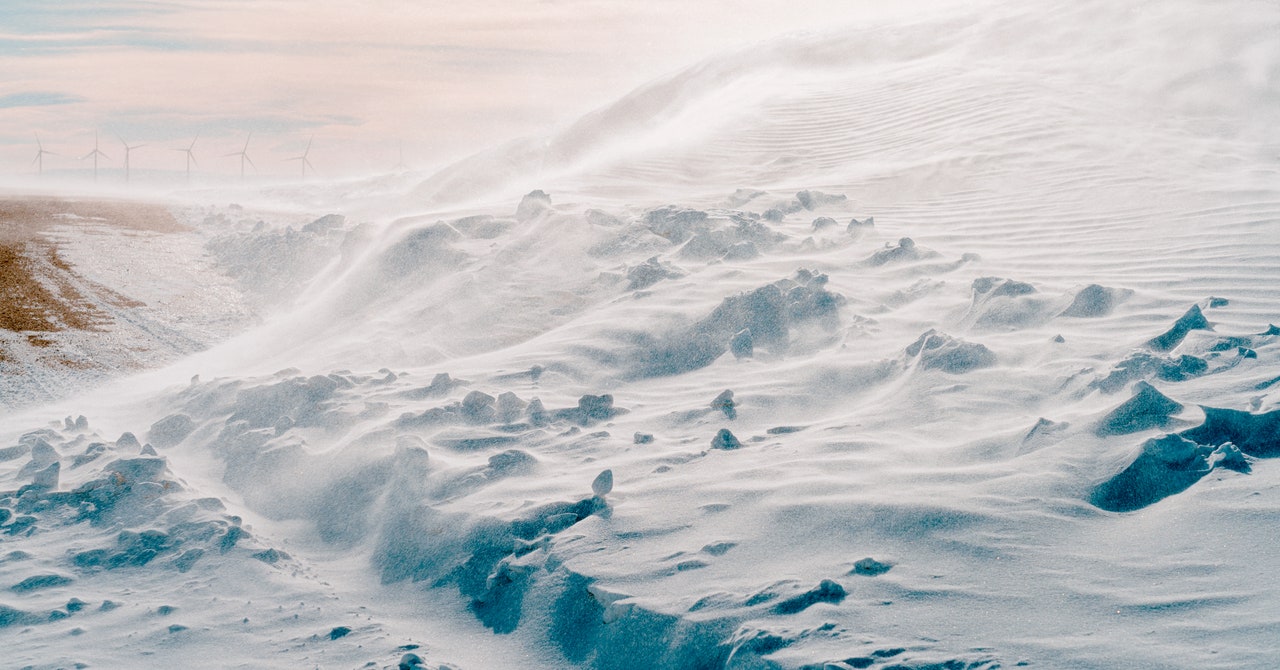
[3,1,1280,668]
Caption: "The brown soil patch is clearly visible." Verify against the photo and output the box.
[0,196,188,243]
[0,243,72,331]
[50,356,97,370]
[26,334,54,347]
[0,196,180,336]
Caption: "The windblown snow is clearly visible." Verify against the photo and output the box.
[4,1,1280,669]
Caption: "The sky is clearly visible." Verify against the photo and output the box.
[0,0,964,183]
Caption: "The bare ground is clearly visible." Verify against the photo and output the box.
[0,196,188,389]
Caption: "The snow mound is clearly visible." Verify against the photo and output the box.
[904,330,996,374]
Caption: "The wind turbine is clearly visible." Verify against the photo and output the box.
[285,136,314,178]
[32,133,56,175]
[81,131,110,181]
[173,134,199,182]
[114,132,145,184]
[393,141,408,171]
[224,133,255,179]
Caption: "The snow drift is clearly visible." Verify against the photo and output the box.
[4,0,1280,668]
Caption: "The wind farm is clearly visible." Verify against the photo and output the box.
[224,133,256,179]
[79,131,110,182]
[173,134,200,182]
[285,136,314,178]
[114,132,144,184]
[8,130,370,185]
[31,133,56,175]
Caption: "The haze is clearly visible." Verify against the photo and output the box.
[0,0,968,181]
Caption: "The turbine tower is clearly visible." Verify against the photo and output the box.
[224,133,255,179]
[81,131,110,182]
[286,136,314,178]
[173,134,199,182]
[393,141,408,171]
[115,132,145,184]
[32,133,56,175]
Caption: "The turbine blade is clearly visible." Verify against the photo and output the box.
[189,152,199,167]
[244,154,256,169]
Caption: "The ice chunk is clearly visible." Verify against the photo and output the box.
[461,391,497,424]
[147,414,195,448]
[515,189,552,221]
[851,557,893,576]
[711,390,736,420]
[105,457,168,484]
[1091,435,1210,512]
[591,469,614,497]
[645,207,709,244]
[1061,284,1131,318]
[1207,443,1250,473]
[772,579,846,614]
[905,330,996,373]
[554,394,624,426]
[527,398,549,426]
[1091,352,1208,393]
[711,429,741,450]
[584,209,623,227]
[1179,406,1280,458]
[629,270,842,377]
[302,213,344,234]
[11,574,73,592]
[847,216,874,232]
[496,392,528,424]
[1147,305,1211,351]
[863,237,921,266]
[795,190,847,210]
[729,328,753,359]
[0,444,29,462]
[31,462,59,490]
[965,277,1052,329]
[626,256,682,291]
[1096,382,1183,436]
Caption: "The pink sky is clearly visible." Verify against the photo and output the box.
[0,0,966,181]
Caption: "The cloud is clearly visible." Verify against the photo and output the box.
[0,91,87,108]
[99,111,365,143]
[0,0,178,35]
